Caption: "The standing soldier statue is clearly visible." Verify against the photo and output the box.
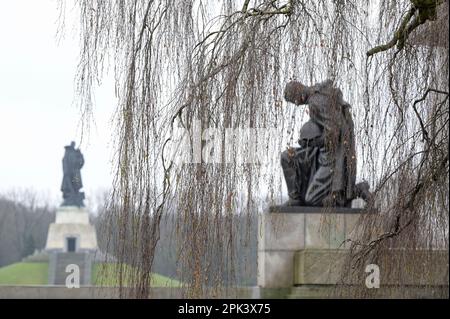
[281,80,370,207]
[61,141,85,207]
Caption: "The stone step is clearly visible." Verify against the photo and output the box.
[49,252,93,285]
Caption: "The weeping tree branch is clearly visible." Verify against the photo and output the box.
[349,153,449,267]
[367,0,443,56]
[411,88,449,143]
[242,0,293,16]
[172,0,293,125]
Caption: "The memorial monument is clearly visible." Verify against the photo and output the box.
[281,79,371,207]
[258,80,373,297]
[45,141,97,285]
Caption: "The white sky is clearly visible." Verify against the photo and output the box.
[0,0,115,206]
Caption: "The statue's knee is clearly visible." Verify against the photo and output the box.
[304,192,315,205]
[305,184,328,206]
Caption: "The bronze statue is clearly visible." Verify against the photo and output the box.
[61,141,85,207]
[281,80,370,207]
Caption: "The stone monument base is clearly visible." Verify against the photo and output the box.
[45,206,97,252]
[45,205,98,285]
[48,252,94,286]
[257,205,365,290]
[257,205,448,298]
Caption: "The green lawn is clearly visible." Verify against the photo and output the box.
[0,262,48,285]
[92,263,181,287]
[0,262,180,287]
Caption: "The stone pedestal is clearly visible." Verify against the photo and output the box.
[257,206,366,289]
[48,252,94,286]
[256,205,449,299]
[45,206,97,252]
[45,206,98,286]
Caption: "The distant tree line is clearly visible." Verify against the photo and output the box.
[0,193,55,267]
[0,191,258,285]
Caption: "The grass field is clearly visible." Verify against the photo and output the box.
[0,262,49,285]
[92,263,181,287]
[0,262,180,287]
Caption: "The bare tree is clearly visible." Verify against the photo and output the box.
[63,0,448,298]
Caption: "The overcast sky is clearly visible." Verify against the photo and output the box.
[0,0,115,205]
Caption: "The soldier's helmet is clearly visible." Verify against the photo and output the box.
[299,120,322,140]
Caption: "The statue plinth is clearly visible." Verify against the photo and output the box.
[44,142,96,286]
[45,206,97,252]
[257,205,371,293]
[45,205,98,286]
